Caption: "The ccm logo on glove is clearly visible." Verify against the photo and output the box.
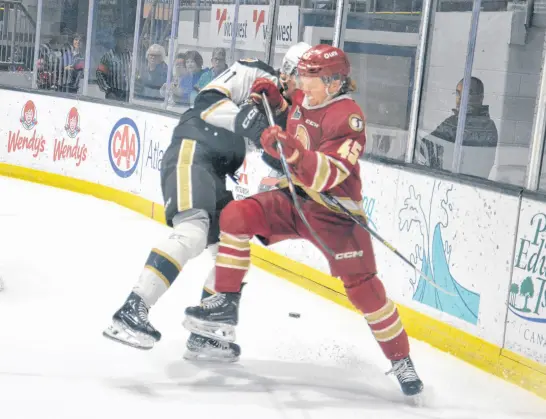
[242,107,259,129]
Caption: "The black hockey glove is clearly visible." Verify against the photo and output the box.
[234,102,270,149]
[261,151,283,172]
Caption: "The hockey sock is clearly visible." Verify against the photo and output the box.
[215,232,251,293]
[345,275,410,361]
[214,199,264,293]
[133,209,210,306]
[200,244,218,300]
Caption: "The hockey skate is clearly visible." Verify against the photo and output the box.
[184,332,241,363]
[103,292,161,350]
[386,356,424,398]
[182,291,241,343]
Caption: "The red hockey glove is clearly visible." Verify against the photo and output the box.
[260,125,304,165]
[250,78,285,109]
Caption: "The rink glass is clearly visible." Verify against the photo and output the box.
[1,0,546,192]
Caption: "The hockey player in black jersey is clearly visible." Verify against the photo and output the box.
[103,43,311,361]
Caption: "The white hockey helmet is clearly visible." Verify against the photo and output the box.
[281,42,312,76]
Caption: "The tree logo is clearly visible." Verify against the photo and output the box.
[510,212,546,324]
[508,276,546,323]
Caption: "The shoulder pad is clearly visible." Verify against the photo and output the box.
[237,59,277,77]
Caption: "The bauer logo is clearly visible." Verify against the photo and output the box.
[108,118,141,178]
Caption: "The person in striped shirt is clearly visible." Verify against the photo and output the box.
[96,28,132,102]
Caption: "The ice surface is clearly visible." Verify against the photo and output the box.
[0,176,545,419]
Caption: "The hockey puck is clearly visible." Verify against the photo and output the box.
[289,312,301,318]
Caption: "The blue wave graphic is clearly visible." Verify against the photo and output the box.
[412,223,481,325]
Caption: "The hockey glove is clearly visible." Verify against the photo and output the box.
[260,125,304,165]
[250,78,286,110]
[262,151,283,172]
[234,103,269,149]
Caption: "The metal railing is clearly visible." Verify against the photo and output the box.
[0,0,36,71]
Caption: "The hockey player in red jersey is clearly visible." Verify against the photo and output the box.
[183,44,424,397]
[102,43,312,358]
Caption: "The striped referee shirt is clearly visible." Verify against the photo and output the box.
[96,48,132,93]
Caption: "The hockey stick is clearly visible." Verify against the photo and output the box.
[321,193,456,296]
[262,94,455,297]
[261,94,335,257]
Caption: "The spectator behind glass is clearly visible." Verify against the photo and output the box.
[96,28,132,102]
[177,50,205,105]
[418,76,498,177]
[192,48,228,102]
[160,52,188,105]
[59,34,85,93]
[135,44,168,100]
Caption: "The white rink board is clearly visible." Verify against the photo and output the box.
[370,163,519,346]
[505,197,546,365]
[0,90,156,196]
[0,88,534,361]
[138,114,178,204]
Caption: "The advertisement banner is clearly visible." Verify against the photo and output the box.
[0,93,95,182]
[505,197,546,365]
[139,115,178,204]
[210,5,299,52]
[0,87,521,351]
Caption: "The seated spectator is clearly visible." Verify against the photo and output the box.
[417,76,498,178]
[59,34,85,93]
[160,52,187,104]
[191,47,228,102]
[176,50,205,105]
[135,44,168,100]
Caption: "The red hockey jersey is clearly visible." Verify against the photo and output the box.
[279,90,367,215]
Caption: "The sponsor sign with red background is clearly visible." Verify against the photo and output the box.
[210,5,299,52]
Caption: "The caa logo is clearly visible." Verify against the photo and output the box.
[324,51,338,59]
[335,250,363,260]
[108,117,141,178]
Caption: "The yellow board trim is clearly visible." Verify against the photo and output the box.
[1,161,544,400]
[250,245,546,400]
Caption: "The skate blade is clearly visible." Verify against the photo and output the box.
[102,321,155,350]
[403,386,428,408]
[182,316,236,343]
[183,348,239,363]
